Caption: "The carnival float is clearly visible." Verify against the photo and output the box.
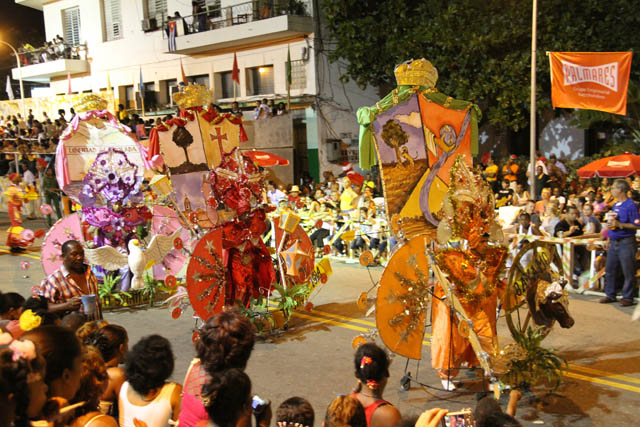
[40,87,331,336]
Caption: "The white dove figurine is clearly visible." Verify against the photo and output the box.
[85,229,182,290]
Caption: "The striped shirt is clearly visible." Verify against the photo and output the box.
[33,265,102,319]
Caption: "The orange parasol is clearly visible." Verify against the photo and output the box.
[577,152,640,178]
[243,150,290,167]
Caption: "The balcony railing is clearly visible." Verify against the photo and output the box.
[14,42,88,66]
[160,0,312,38]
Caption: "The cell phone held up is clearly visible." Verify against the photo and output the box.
[440,409,474,427]
[252,395,269,415]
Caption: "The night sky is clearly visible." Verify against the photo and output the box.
[0,1,45,99]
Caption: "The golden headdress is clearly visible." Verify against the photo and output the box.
[172,84,212,109]
[394,59,438,87]
[437,156,504,246]
[74,94,109,112]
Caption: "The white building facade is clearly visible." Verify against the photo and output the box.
[13,0,379,183]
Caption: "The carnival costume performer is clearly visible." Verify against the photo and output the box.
[432,158,508,389]
[4,173,34,250]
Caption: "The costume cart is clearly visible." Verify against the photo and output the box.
[356,59,573,395]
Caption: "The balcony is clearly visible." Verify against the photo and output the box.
[10,43,89,83]
[162,0,313,55]
[14,0,46,10]
[12,59,90,83]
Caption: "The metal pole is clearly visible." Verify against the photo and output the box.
[529,0,538,198]
[1,40,26,118]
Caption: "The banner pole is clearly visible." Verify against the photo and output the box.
[530,0,538,198]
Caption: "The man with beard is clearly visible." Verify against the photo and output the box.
[34,240,102,319]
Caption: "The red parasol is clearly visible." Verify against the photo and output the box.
[243,150,290,167]
[577,152,640,178]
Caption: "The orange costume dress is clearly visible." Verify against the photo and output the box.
[431,158,508,379]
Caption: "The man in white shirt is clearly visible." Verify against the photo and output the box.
[266,182,286,206]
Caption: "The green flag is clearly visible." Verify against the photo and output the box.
[286,44,292,87]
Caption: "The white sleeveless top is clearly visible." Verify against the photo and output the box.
[118,381,177,427]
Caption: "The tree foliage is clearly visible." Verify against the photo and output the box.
[323,0,640,131]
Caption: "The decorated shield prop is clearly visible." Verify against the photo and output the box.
[41,213,85,275]
[274,216,315,284]
[149,86,249,229]
[186,229,225,321]
[376,235,432,360]
[358,59,478,239]
[152,206,192,280]
[55,105,148,203]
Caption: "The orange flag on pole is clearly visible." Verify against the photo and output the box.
[549,52,633,116]
[179,60,187,85]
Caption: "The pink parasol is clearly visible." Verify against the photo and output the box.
[41,213,85,276]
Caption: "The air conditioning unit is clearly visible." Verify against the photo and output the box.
[141,18,159,32]
[325,139,342,162]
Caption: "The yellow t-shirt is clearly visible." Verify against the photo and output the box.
[340,188,357,212]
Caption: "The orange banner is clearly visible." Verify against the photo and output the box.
[549,52,632,115]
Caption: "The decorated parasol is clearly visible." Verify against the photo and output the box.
[243,150,290,167]
[376,234,432,360]
[577,152,640,178]
[41,213,86,275]
[185,229,225,321]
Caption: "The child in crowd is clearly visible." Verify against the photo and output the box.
[276,397,314,427]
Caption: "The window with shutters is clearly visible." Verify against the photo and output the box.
[204,0,221,18]
[146,0,168,21]
[62,7,81,46]
[103,0,123,41]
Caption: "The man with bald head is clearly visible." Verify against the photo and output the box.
[33,240,102,319]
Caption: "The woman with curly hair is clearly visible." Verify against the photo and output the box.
[179,308,257,427]
[324,395,366,427]
[68,346,118,426]
[119,335,181,426]
[351,343,401,427]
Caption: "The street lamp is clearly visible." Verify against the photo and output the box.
[0,39,26,117]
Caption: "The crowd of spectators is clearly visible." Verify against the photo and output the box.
[17,35,87,66]
[254,99,288,119]
[0,292,524,427]
[485,153,639,306]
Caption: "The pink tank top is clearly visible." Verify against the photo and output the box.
[178,359,210,427]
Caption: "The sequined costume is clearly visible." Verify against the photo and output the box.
[432,157,507,379]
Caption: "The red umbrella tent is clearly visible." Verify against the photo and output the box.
[243,150,290,167]
[577,153,640,178]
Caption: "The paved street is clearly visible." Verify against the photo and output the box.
[2,216,640,426]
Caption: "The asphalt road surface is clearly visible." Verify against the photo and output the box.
[1,216,639,426]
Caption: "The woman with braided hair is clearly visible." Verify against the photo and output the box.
[351,343,401,427]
